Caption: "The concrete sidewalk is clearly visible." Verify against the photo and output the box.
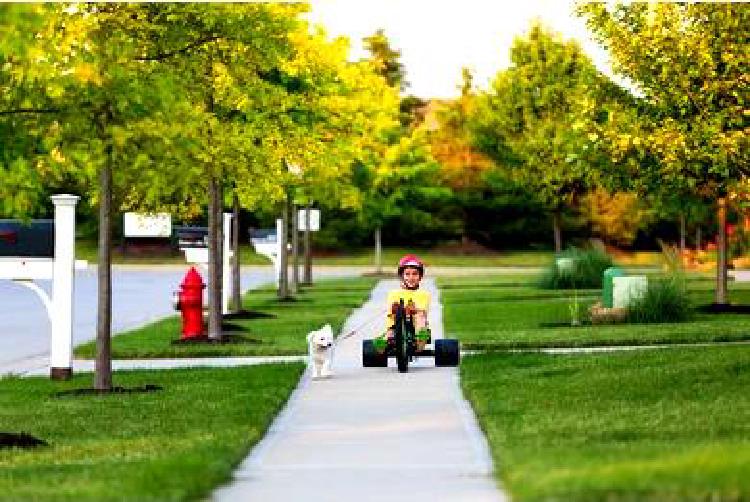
[213,279,507,502]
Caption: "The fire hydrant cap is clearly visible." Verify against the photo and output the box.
[181,266,205,288]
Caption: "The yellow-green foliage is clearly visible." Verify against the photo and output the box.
[581,188,654,246]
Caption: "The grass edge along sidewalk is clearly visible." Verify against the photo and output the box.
[74,276,378,359]
[439,274,750,499]
[0,363,304,501]
[459,348,750,501]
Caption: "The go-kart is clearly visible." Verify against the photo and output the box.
[362,298,460,372]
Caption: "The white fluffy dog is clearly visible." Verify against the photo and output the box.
[307,324,335,379]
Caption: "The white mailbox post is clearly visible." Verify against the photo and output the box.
[613,276,648,309]
[50,195,79,379]
[222,213,232,316]
[0,194,85,380]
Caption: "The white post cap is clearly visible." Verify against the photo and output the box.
[50,194,80,206]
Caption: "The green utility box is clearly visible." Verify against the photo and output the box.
[602,267,624,308]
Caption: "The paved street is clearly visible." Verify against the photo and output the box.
[213,279,507,502]
[0,265,360,373]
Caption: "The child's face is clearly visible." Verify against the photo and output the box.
[401,267,422,288]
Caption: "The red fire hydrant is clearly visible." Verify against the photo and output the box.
[173,267,205,340]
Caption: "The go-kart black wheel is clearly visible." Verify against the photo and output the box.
[394,302,409,373]
[395,326,409,373]
[362,340,387,367]
[435,339,460,367]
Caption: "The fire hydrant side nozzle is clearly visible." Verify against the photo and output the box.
[177,266,205,339]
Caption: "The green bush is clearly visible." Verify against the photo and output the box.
[538,246,613,289]
[627,275,692,323]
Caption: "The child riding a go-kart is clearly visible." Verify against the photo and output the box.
[362,255,460,372]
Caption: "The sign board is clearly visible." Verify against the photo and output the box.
[297,209,320,232]
[174,226,208,249]
[249,221,283,283]
[0,220,54,257]
[123,213,171,238]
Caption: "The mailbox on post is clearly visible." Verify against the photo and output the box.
[174,226,209,264]
[0,195,83,380]
[0,220,54,258]
[174,215,234,316]
[249,223,282,283]
[0,220,55,281]
[174,226,208,248]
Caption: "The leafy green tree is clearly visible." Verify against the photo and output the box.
[127,3,300,320]
[1,4,205,389]
[469,23,609,252]
[579,2,750,304]
[0,4,72,217]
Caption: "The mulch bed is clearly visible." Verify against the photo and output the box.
[54,384,163,398]
[0,432,48,450]
[221,310,276,320]
[539,321,592,328]
[171,333,262,345]
[698,303,750,314]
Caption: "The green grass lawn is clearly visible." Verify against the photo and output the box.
[461,347,750,501]
[0,364,304,501]
[76,239,667,270]
[439,274,750,349]
[74,277,377,359]
[77,238,558,267]
[76,239,271,265]
[313,247,555,267]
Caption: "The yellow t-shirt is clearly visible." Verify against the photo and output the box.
[385,288,431,328]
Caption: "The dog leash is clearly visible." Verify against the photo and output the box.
[335,308,387,344]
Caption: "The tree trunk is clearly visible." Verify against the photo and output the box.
[231,193,241,312]
[552,211,562,253]
[696,226,702,250]
[715,197,728,305]
[303,202,312,285]
[94,146,113,391]
[291,203,299,294]
[208,175,223,339]
[204,60,223,338]
[679,212,686,254]
[375,227,382,274]
[278,192,290,299]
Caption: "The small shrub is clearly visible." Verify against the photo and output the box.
[538,247,614,289]
[627,275,692,324]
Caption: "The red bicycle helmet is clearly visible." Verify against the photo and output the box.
[398,254,425,277]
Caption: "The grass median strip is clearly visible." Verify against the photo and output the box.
[0,364,304,501]
[439,274,750,349]
[74,277,377,359]
[460,347,750,501]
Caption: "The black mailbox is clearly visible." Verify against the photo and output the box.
[0,219,54,257]
[174,226,208,248]
[248,228,277,243]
